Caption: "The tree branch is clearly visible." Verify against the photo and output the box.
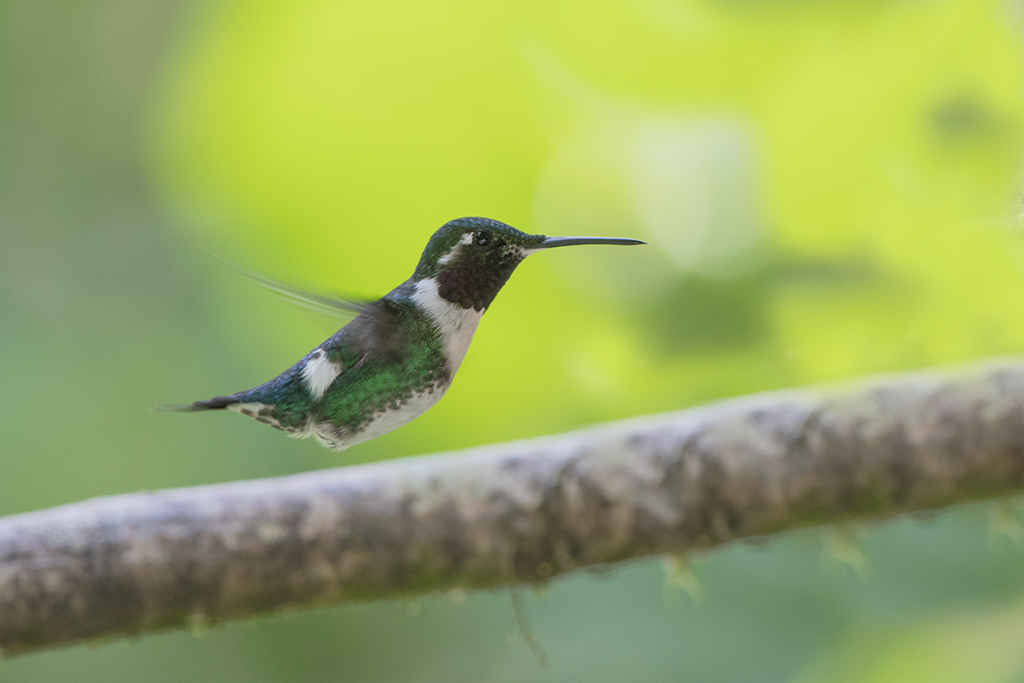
[4,360,1024,656]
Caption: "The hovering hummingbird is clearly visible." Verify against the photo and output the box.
[165,217,644,451]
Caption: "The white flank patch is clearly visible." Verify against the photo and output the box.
[301,348,343,400]
[411,277,484,373]
[436,232,474,267]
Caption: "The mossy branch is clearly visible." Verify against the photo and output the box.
[4,360,1024,656]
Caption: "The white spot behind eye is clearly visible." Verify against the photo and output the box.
[437,232,474,267]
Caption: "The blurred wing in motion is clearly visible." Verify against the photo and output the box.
[214,255,372,318]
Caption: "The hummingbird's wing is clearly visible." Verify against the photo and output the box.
[156,300,408,422]
[319,297,411,366]
[215,256,372,317]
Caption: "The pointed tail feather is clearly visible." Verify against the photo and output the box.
[153,395,240,412]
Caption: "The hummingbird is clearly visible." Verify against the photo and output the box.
[165,217,644,451]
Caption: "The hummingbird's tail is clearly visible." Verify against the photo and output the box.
[153,395,240,412]
[156,390,305,436]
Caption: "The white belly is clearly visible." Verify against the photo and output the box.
[303,277,484,451]
[306,382,449,451]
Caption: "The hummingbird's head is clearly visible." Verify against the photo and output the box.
[412,217,644,311]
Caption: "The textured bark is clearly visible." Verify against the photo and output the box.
[4,361,1024,656]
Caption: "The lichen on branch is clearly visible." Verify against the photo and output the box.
[3,360,1024,657]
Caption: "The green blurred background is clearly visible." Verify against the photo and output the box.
[4,0,1024,680]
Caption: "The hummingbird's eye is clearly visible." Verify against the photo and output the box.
[472,230,492,247]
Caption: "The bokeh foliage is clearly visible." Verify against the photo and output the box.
[4,0,1024,681]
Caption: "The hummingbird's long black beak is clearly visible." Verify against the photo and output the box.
[531,236,647,250]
